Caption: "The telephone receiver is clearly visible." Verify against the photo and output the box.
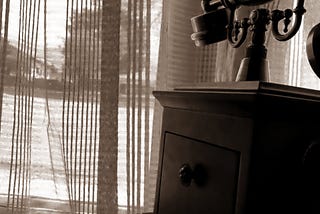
[307,23,320,79]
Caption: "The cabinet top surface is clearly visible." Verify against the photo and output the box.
[153,81,320,118]
[154,81,320,100]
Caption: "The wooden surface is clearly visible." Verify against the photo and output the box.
[154,81,320,119]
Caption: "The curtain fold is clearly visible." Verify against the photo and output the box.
[121,0,157,212]
[98,0,119,213]
[64,0,102,213]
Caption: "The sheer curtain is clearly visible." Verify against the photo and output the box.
[0,0,161,213]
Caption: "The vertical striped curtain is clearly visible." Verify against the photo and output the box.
[64,0,102,213]
[4,0,44,212]
[0,0,161,213]
[119,0,159,212]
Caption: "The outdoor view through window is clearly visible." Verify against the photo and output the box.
[0,0,162,213]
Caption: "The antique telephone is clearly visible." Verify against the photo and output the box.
[191,0,306,81]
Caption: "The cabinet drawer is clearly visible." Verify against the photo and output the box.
[157,133,240,214]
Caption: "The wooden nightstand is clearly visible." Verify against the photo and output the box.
[153,81,320,214]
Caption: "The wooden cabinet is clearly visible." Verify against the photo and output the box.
[153,81,320,214]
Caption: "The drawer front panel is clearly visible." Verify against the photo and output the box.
[157,133,240,214]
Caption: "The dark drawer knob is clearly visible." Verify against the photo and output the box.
[179,164,208,187]
[179,164,193,187]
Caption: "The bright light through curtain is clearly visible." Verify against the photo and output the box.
[0,0,161,213]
